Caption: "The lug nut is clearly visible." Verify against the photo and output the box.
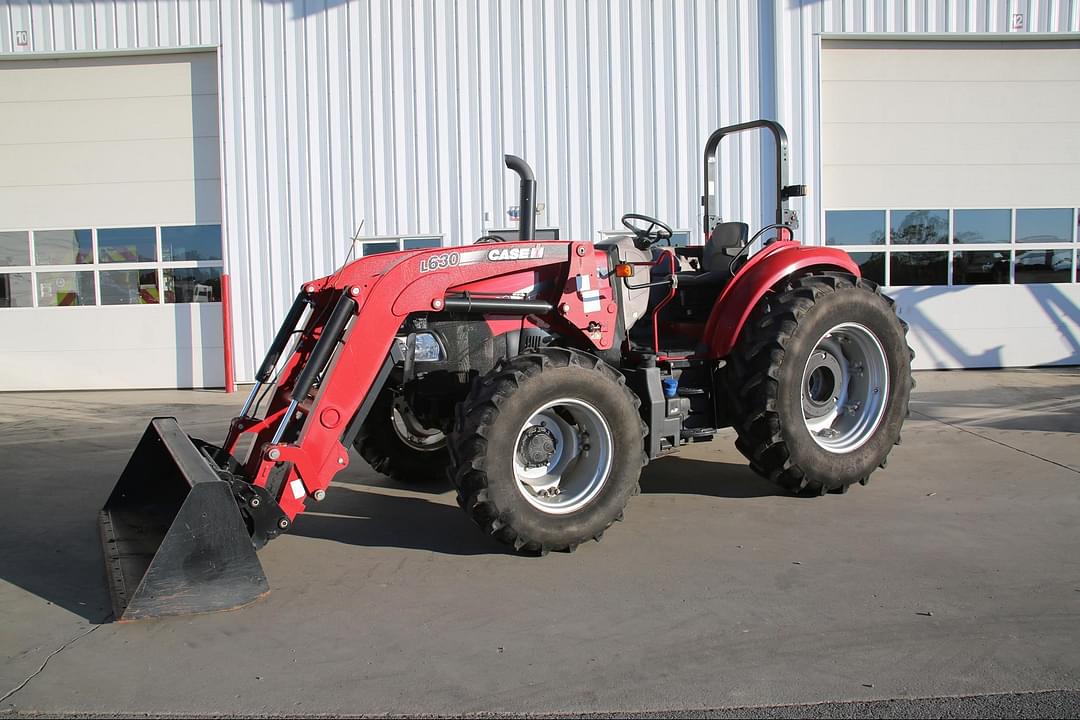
[249,497,261,508]
[278,519,289,529]
[313,490,326,502]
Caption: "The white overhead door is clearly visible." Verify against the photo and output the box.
[820,40,1080,369]
[0,52,225,390]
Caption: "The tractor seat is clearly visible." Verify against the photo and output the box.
[673,221,748,292]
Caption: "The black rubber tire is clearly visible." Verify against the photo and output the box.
[353,389,449,484]
[727,272,913,496]
[449,348,647,554]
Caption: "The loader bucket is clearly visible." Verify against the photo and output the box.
[98,418,268,621]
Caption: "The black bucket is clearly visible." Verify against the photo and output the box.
[98,418,269,622]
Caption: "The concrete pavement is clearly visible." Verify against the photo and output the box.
[0,369,1078,717]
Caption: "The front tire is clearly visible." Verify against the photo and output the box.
[449,348,646,554]
[353,389,449,484]
[728,272,913,495]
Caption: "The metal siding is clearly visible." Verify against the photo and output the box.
[1,0,218,52]
[2,1,1077,381]
[209,0,776,380]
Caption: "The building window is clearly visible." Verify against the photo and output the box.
[847,251,886,285]
[1016,208,1072,244]
[37,271,96,307]
[162,225,223,261]
[0,224,225,309]
[0,272,32,308]
[356,235,444,256]
[825,211,885,246]
[826,208,1078,287]
[0,231,30,266]
[953,210,1010,244]
[482,228,561,242]
[890,210,948,245]
[98,227,157,263]
[164,268,222,303]
[34,230,93,265]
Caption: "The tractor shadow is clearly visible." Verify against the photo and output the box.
[292,457,777,555]
[640,457,779,498]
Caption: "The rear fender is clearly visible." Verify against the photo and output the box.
[703,241,860,358]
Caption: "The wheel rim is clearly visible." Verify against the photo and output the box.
[390,400,445,452]
[801,322,890,454]
[512,398,613,515]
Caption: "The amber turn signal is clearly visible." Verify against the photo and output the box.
[614,263,634,278]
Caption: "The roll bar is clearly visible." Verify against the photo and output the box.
[701,119,805,237]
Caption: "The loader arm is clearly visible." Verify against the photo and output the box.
[226,240,617,524]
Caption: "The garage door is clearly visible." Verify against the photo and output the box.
[0,52,224,390]
[820,40,1080,369]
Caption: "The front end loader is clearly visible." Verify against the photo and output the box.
[99,121,912,620]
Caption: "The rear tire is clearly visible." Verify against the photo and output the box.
[728,272,912,495]
[449,348,646,554]
[353,389,449,484]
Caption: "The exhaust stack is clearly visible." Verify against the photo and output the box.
[504,154,536,242]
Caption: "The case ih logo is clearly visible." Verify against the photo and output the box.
[487,246,544,262]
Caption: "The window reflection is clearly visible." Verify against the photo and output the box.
[98,227,157,263]
[34,230,93,265]
[1014,250,1072,284]
[847,252,885,285]
[161,225,222,261]
[953,210,1010,244]
[890,210,948,245]
[0,273,33,307]
[890,252,948,286]
[363,242,400,256]
[0,231,30,267]
[164,268,221,303]
[825,211,885,246]
[1015,209,1072,244]
[100,269,160,305]
[402,237,443,250]
[37,271,95,306]
[953,251,1009,285]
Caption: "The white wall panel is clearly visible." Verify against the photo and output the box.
[215,0,775,380]
[1,0,218,53]
[2,1,1079,384]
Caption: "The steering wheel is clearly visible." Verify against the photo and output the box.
[621,213,674,247]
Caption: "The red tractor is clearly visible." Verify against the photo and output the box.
[100,121,912,620]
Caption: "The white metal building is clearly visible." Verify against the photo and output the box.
[0,1,1077,391]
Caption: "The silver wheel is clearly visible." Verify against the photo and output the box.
[801,322,890,454]
[512,398,613,515]
[390,397,445,452]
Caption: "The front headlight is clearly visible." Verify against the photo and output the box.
[393,332,444,362]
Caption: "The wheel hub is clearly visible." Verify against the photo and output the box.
[512,400,613,515]
[519,426,557,469]
[803,350,843,419]
[800,323,890,454]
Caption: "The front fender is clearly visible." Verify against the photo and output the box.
[703,242,860,358]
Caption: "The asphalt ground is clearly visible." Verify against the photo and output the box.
[0,368,1077,718]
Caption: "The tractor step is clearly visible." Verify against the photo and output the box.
[681,427,715,442]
